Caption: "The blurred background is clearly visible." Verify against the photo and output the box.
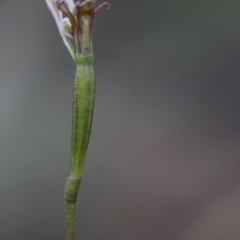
[1,0,240,239]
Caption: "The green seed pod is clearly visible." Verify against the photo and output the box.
[71,59,95,177]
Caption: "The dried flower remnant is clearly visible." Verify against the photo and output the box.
[46,0,112,59]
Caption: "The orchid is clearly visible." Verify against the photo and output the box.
[45,1,112,240]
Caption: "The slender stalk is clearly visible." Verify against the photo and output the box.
[64,54,95,240]
[45,1,111,240]
[65,202,76,240]
[63,6,96,239]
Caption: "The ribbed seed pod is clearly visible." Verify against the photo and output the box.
[65,59,95,204]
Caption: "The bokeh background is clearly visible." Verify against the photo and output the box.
[1,0,240,239]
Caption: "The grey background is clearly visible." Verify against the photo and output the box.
[1,0,240,239]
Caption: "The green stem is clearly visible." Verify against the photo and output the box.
[47,1,111,239]
[62,5,97,240]
[65,202,76,240]
[64,57,95,240]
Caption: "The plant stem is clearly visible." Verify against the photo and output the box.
[64,57,95,240]
[61,3,96,237]
[65,202,76,240]
[45,1,111,239]
[47,2,111,239]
